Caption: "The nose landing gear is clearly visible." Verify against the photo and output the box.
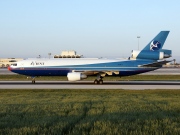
[31,77,36,84]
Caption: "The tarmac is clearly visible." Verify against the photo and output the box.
[0,81,180,89]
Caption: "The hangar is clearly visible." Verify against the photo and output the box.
[54,51,82,58]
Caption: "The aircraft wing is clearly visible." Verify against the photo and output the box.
[73,60,172,75]
[73,70,119,76]
[139,60,172,67]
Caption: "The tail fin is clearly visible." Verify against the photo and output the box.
[131,31,171,60]
[142,31,170,51]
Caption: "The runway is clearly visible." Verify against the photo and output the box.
[0,81,180,89]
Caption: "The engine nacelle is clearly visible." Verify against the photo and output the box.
[160,49,172,58]
[131,50,165,60]
[67,72,87,81]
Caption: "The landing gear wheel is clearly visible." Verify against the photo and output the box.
[99,79,103,84]
[94,79,99,84]
[32,80,35,84]
[94,79,103,84]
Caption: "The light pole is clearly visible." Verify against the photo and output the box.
[173,59,176,65]
[137,36,140,50]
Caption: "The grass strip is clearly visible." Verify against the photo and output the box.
[0,89,179,134]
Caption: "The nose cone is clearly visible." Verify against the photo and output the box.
[8,66,11,71]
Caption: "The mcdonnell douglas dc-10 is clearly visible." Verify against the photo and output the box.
[9,31,172,84]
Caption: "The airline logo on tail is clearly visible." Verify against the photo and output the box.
[150,40,161,51]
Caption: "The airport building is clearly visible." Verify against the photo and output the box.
[54,50,83,58]
[0,58,23,68]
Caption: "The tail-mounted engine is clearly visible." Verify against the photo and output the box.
[131,49,172,60]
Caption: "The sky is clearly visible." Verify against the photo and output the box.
[0,0,180,62]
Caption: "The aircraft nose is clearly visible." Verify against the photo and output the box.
[8,66,11,71]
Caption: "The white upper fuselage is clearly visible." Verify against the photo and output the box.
[11,58,128,68]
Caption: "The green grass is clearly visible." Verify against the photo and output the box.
[0,89,179,134]
[1,74,180,81]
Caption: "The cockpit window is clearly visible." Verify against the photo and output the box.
[11,63,17,66]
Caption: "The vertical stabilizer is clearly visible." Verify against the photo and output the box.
[142,31,169,51]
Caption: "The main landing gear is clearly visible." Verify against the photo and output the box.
[94,79,103,84]
[94,74,104,84]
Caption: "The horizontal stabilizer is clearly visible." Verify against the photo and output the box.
[139,60,172,67]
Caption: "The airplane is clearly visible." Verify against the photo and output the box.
[8,31,172,84]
